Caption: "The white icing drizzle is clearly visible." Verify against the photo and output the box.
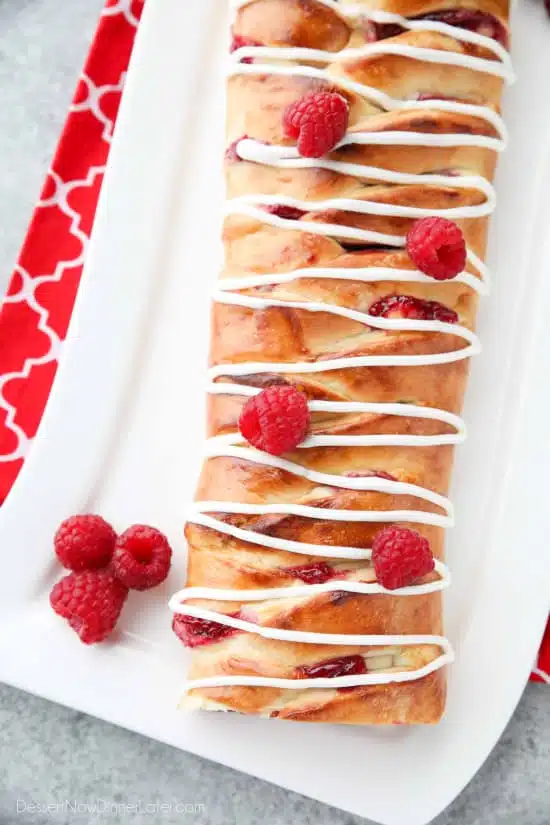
[212,287,480,360]
[175,604,451,648]
[228,199,404,244]
[217,262,488,295]
[231,0,511,64]
[229,189,495,219]
[178,652,454,690]
[186,509,401,559]
[231,43,511,81]
[207,387,467,446]
[235,139,498,223]
[236,137,500,183]
[230,0,512,74]
[190,500,452,528]
[172,578,453,691]
[208,341,478,372]
[225,202,492,274]
[171,562,450,602]
[204,437,453,512]
[173,0,513,696]
[231,0,510,56]
[230,63,507,147]
[174,602,454,690]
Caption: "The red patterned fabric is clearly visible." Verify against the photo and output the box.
[0,0,143,500]
[0,0,547,684]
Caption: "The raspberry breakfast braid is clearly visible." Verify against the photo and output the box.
[170,0,512,724]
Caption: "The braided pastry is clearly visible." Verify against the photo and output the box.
[170,0,512,724]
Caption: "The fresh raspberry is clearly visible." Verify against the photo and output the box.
[230,32,262,63]
[283,91,349,158]
[54,514,116,572]
[172,614,239,648]
[371,526,435,590]
[369,294,458,324]
[265,204,306,221]
[406,217,466,280]
[111,525,172,591]
[50,570,128,644]
[286,562,335,584]
[239,386,310,455]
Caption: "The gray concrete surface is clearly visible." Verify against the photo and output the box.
[0,2,548,824]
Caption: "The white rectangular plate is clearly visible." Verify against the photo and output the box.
[0,1,549,823]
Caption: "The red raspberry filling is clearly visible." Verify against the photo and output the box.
[230,32,263,63]
[361,10,507,47]
[225,135,249,162]
[346,470,397,481]
[361,19,403,41]
[265,204,306,221]
[372,525,435,590]
[172,614,239,648]
[369,294,458,324]
[239,386,310,456]
[283,91,349,159]
[406,217,466,280]
[296,654,367,680]
[286,562,336,584]
[421,10,508,47]
[50,570,128,644]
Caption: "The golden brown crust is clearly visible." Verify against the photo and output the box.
[179,0,510,724]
